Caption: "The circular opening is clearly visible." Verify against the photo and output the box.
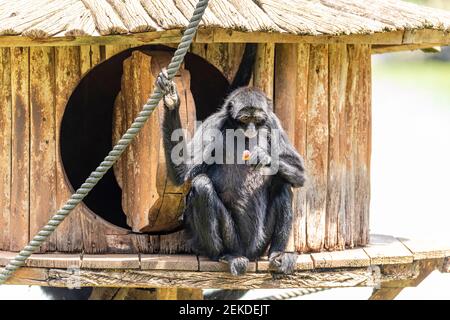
[60,45,230,231]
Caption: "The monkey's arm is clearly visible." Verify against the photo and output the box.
[275,130,306,188]
[158,70,189,185]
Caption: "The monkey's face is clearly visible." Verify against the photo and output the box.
[235,107,268,138]
[226,88,271,138]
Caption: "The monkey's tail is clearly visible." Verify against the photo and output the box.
[229,43,257,92]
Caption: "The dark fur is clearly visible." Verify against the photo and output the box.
[161,85,306,276]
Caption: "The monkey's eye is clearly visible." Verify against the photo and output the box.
[238,116,251,124]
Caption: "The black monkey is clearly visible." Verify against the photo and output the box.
[157,67,305,277]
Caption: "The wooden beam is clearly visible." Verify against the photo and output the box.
[0,28,449,48]
[3,267,376,289]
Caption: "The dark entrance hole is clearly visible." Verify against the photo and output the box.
[61,45,230,230]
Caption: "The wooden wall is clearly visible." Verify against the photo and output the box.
[0,42,371,254]
[264,43,372,252]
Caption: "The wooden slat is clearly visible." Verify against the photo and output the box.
[311,248,370,268]
[399,238,450,260]
[274,44,298,252]
[82,254,140,269]
[141,255,198,271]
[363,234,413,265]
[257,254,314,271]
[80,45,91,75]
[55,46,83,252]
[253,43,275,99]
[292,44,309,253]
[325,44,348,251]
[305,44,329,252]
[27,253,82,268]
[343,45,357,248]
[10,47,30,251]
[358,45,372,245]
[0,48,12,251]
[29,46,57,252]
[105,44,130,58]
[198,257,257,273]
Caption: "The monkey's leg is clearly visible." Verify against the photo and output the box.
[185,174,241,259]
[267,184,297,275]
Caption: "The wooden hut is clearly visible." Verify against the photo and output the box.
[0,0,450,298]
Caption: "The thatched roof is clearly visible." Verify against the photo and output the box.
[0,0,449,39]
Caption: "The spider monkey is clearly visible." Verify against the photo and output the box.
[158,44,306,276]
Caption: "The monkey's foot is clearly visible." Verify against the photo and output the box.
[155,68,179,110]
[269,251,297,275]
[220,255,249,276]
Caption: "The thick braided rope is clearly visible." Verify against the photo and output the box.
[0,0,210,285]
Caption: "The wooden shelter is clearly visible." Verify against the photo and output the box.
[0,0,450,298]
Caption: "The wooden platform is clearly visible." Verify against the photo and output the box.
[1,235,449,293]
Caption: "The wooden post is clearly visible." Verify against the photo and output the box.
[156,288,203,300]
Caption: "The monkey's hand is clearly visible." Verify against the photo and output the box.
[269,251,297,275]
[248,146,271,169]
[156,68,180,110]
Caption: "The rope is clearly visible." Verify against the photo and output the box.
[0,0,210,285]
[260,288,332,300]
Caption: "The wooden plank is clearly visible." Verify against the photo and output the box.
[0,48,11,251]
[29,46,57,252]
[55,46,83,252]
[80,45,91,75]
[254,43,275,99]
[199,257,257,273]
[81,254,140,269]
[399,238,450,260]
[105,44,130,59]
[343,45,358,248]
[311,248,370,268]
[274,43,297,252]
[141,255,199,271]
[26,253,82,269]
[358,45,372,245]
[305,44,329,252]
[10,47,30,251]
[4,267,375,289]
[325,44,348,251]
[0,29,426,48]
[363,235,413,265]
[257,254,314,271]
[292,44,309,253]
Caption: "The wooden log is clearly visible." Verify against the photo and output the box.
[0,48,11,251]
[305,44,329,252]
[30,47,57,252]
[253,43,275,99]
[55,46,83,252]
[325,44,349,251]
[112,50,195,233]
[292,44,310,253]
[10,47,30,251]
